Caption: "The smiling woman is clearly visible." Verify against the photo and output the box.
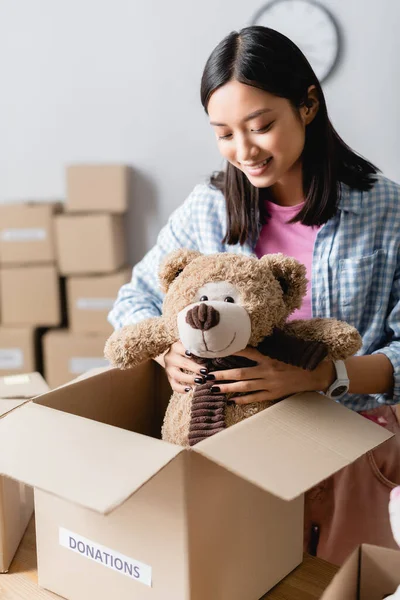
[108,25,400,566]
[208,82,311,193]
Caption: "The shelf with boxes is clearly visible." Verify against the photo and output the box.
[0,164,133,388]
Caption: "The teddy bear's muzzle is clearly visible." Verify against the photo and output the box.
[185,303,220,331]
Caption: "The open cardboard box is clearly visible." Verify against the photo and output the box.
[0,372,50,572]
[321,544,400,599]
[0,361,392,599]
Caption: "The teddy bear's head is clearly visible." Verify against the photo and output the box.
[159,249,307,358]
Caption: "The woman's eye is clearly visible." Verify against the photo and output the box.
[224,296,235,303]
[200,295,208,301]
[252,121,274,133]
[217,133,232,141]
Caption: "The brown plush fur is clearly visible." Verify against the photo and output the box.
[105,250,362,447]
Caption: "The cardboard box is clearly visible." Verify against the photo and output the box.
[0,202,60,265]
[55,214,126,275]
[67,267,131,333]
[0,328,36,375]
[66,165,130,213]
[0,265,61,327]
[0,362,391,600]
[0,372,49,572]
[43,329,109,389]
[321,544,400,599]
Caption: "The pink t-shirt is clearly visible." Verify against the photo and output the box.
[254,200,321,320]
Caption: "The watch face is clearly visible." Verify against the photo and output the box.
[331,385,348,398]
[251,0,340,83]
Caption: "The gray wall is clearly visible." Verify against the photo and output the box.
[1,0,399,263]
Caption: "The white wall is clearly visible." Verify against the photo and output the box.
[1,0,399,263]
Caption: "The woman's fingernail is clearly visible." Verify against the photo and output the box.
[227,400,235,406]
[200,368,208,375]
[211,386,221,393]
[194,377,204,384]
[185,350,192,357]
[206,374,215,381]
[185,387,191,392]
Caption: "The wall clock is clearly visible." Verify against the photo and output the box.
[251,0,341,83]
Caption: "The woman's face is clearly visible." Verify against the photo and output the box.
[207,80,317,188]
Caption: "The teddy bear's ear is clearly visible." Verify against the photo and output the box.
[159,249,202,293]
[260,253,307,313]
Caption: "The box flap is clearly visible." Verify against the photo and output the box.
[359,544,400,599]
[0,401,183,514]
[194,392,392,500]
[0,398,28,417]
[320,546,360,599]
[0,372,49,399]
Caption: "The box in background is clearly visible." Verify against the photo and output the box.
[0,328,36,375]
[0,265,62,327]
[321,544,400,599]
[42,329,109,389]
[66,165,130,214]
[0,372,49,572]
[67,267,131,334]
[55,214,126,276]
[0,203,61,265]
[0,362,391,600]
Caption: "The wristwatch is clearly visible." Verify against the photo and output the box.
[325,360,349,399]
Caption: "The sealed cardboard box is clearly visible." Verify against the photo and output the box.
[0,328,36,374]
[321,544,400,599]
[43,329,109,388]
[66,165,130,213]
[0,362,391,600]
[0,265,61,327]
[55,214,126,275]
[67,267,131,333]
[0,372,49,572]
[0,202,60,265]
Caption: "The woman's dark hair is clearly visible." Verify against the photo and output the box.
[201,26,378,246]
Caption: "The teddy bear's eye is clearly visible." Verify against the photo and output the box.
[224,296,235,303]
[200,295,208,302]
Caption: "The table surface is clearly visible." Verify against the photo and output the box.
[0,518,339,599]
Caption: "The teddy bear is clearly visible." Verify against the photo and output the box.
[104,249,362,447]
[387,487,400,599]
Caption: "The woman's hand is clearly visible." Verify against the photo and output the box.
[207,347,333,404]
[161,342,208,394]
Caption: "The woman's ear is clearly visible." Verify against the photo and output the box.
[301,85,320,125]
[159,249,202,293]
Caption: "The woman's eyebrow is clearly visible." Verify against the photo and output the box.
[210,108,273,127]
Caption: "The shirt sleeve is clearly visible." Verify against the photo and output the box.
[108,190,197,330]
[372,247,400,404]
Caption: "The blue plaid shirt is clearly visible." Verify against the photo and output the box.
[109,174,400,411]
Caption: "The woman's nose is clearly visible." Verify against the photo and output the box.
[236,137,259,163]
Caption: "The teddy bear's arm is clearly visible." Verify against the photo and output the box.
[104,317,177,369]
[282,318,362,360]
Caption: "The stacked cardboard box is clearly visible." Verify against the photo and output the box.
[0,203,63,376]
[43,165,132,389]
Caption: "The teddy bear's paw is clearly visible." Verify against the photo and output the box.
[104,326,144,369]
[325,321,363,360]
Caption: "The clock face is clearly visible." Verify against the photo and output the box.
[252,0,340,82]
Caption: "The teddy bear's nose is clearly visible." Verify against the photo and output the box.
[186,303,220,331]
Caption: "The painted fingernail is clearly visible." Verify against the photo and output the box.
[200,368,208,375]
[194,377,204,384]
[185,387,191,392]
[206,374,215,381]
[185,350,192,356]
[211,386,221,393]
[227,400,235,406]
